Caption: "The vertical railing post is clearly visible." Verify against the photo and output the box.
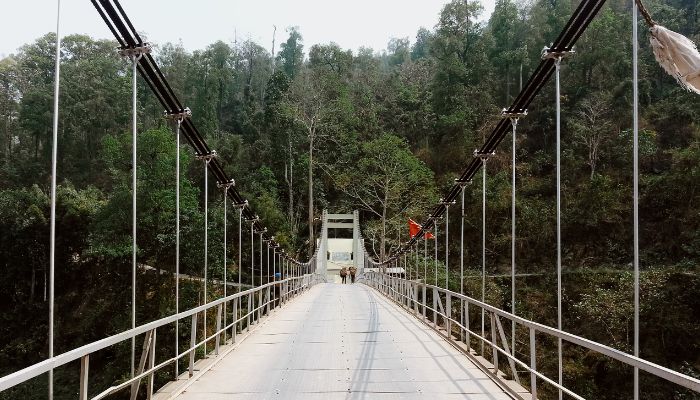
[465,301,470,351]
[246,293,252,329]
[79,355,89,400]
[422,283,427,320]
[189,313,197,377]
[147,329,156,399]
[215,304,222,355]
[232,298,238,343]
[266,286,271,314]
[413,282,419,315]
[432,287,438,328]
[491,312,498,374]
[530,327,537,400]
[446,293,452,340]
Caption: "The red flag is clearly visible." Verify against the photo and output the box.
[409,219,435,239]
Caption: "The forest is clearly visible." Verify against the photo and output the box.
[0,0,699,398]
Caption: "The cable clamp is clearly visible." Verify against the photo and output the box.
[196,150,217,162]
[429,213,443,221]
[501,109,528,120]
[118,43,152,59]
[217,179,235,191]
[233,200,248,209]
[246,215,261,223]
[165,107,192,121]
[439,198,456,207]
[454,178,472,188]
[473,150,496,161]
[541,46,575,61]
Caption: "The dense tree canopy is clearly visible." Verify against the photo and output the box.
[1,0,700,398]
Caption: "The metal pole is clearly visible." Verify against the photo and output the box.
[555,56,563,400]
[632,3,640,398]
[460,187,465,342]
[259,232,263,286]
[424,234,427,282]
[250,223,254,286]
[222,188,227,343]
[267,243,270,284]
[130,53,138,380]
[404,252,408,280]
[174,118,181,377]
[48,2,62,397]
[238,208,242,291]
[511,118,518,356]
[203,159,209,355]
[481,158,487,356]
[445,206,449,289]
[434,221,438,286]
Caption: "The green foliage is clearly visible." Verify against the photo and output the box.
[1,0,700,398]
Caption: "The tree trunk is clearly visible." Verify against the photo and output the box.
[308,139,314,257]
[30,265,36,301]
[380,197,387,269]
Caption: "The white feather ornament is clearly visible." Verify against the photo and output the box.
[637,0,700,94]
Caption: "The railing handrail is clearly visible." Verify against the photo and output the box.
[361,271,700,394]
[0,274,320,392]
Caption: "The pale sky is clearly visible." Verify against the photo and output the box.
[2,0,496,58]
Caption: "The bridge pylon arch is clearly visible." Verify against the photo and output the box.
[315,210,364,282]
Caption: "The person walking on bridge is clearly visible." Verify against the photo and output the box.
[340,267,348,284]
[349,266,357,283]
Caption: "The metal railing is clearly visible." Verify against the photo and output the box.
[360,271,700,399]
[0,273,325,399]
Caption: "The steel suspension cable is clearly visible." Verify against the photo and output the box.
[555,56,563,400]
[379,0,607,261]
[202,157,211,355]
[511,116,519,356]
[91,0,305,266]
[434,221,439,286]
[267,242,270,284]
[238,207,242,291]
[404,251,408,280]
[250,223,254,286]
[460,186,466,343]
[481,158,487,356]
[633,3,641,398]
[445,206,449,289]
[48,2,62,397]
[130,50,140,380]
[259,231,264,286]
[414,246,418,281]
[174,117,181,377]
[221,184,229,343]
[424,235,427,283]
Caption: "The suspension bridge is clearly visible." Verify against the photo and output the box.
[1,0,699,399]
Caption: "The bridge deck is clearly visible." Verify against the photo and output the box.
[175,283,512,399]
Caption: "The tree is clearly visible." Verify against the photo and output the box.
[287,44,354,255]
[0,57,19,173]
[277,27,304,80]
[387,37,410,67]
[411,28,432,61]
[336,133,435,261]
[569,92,613,178]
